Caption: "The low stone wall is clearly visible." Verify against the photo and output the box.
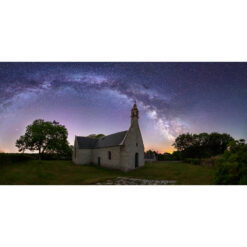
[96,177,176,185]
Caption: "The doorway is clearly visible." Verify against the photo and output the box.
[135,153,139,168]
[98,157,101,166]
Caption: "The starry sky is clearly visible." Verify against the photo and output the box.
[0,62,247,153]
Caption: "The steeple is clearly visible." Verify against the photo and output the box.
[131,102,139,125]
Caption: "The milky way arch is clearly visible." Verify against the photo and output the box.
[1,62,247,152]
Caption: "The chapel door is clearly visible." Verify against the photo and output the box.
[135,153,139,168]
[98,157,101,166]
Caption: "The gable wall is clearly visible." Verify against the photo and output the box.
[73,139,92,165]
[120,120,145,171]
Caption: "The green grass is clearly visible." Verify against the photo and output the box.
[0,160,215,185]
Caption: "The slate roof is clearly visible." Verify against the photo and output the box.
[76,130,128,149]
[76,137,98,149]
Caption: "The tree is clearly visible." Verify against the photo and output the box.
[171,151,182,160]
[206,132,234,156]
[16,119,70,159]
[173,132,234,159]
[87,134,105,139]
[172,133,195,151]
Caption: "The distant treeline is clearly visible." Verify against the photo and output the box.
[173,132,234,159]
[145,132,241,163]
[145,150,181,161]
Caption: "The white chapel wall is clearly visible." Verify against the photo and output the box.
[92,146,121,169]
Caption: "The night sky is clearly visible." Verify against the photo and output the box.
[0,62,247,153]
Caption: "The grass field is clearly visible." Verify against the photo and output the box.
[0,160,215,185]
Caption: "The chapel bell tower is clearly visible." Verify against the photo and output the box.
[131,102,139,125]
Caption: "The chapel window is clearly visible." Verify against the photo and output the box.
[108,151,112,160]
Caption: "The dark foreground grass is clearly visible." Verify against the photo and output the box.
[0,160,215,185]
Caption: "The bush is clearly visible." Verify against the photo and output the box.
[0,153,35,165]
[214,140,247,185]
[40,153,72,160]
[0,152,72,166]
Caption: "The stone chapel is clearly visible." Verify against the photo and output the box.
[73,103,144,171]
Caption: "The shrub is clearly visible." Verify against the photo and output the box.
[0,153,35,165]
[0,152,72,165]
[40,153,72,160]
[214,140,247,185]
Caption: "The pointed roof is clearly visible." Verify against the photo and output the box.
[76,130,128,149]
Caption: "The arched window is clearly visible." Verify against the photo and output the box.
[108,151,111,160]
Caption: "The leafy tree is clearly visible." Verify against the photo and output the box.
[87,134,105,139]
[16,119,70,159]
[172,133,195,151]
[171,151,182,160]
[214,140,247,185]
[207,132,234,156]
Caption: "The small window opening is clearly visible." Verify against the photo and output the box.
[108,151,112,160]
[136,143,138,147]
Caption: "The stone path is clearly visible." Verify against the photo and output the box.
[96,177,176,185]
